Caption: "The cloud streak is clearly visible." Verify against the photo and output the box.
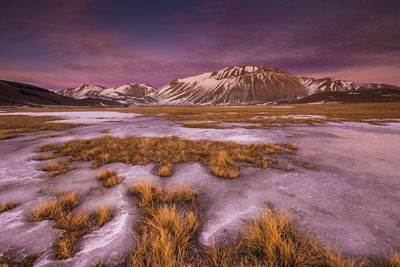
[0,0,399,89]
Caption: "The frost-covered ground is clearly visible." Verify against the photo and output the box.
[0,111,399,265]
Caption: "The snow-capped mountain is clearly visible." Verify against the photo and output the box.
[53,65,400,105]
[54,83,157,105]
[300,77,395,95]
[55,84,106,99]
[152,66,309,104]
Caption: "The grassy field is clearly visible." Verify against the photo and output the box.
[0,115,80,140]
[36,136,299,179]
[4,102,400,129]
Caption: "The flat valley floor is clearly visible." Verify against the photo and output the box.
[0,104,399,266]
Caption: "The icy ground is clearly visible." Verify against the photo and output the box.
[0,111,399,266]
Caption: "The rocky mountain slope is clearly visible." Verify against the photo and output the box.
[152,66,309,104]
[55,83,157,105]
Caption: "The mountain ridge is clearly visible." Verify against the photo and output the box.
[27,65,400,105]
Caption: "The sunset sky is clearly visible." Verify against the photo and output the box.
[0,0,399,89]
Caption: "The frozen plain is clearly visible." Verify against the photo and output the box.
[0,111,399,266]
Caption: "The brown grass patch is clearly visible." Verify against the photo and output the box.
[54,212,93,259]
[0,115,80,140]
[159,163,173,177]
[30,192,78,222]
[39,133,60,138]
[0,129,18,140]
[129,182,197,207]
[97,169,122,187]
[127,182,198,266]
[96,206,113,227]
[180,121,230,129]
[37,136,298,179]
[0,202,17,214]
[41,160,75,178]
[29,192,112,259]
[0,255,38,266]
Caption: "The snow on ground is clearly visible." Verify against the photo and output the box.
[0,111,399,264]
[251,114,326,120]
[0,111,137,124]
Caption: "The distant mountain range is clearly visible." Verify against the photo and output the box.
[0,80,117,107]
[2,65,400,106]
[54,83,157,105]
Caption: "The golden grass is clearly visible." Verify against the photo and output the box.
[0,129,18,140]
[0,115,80,140]
[35,154,58,161]
[198,205,359,267]
[127,182,374,266]
[159,163,173,177]
[0,255,38,266]
[97,169,122,187]
[37,136,297,179]
[127,182,199,266]
[30,192,78,222]
[96,206,113,227]
[41,160,75,178]
[29,192,112,259]
[180,121,231,129]
[0,202,17,214]
[129,182,197,207]
[39,132,60,138]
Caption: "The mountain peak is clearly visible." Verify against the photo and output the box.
[211,65,289,80]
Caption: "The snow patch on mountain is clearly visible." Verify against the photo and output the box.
[152,66,309,104]
[54,84,157,105]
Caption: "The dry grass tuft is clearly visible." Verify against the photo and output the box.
[96,206,113,227]
[37,136,299,179]
[199,205,357,267]
[127,182,199,266]
[129,182,197,207]
[0,202,17,214]
[371,253,400,267]
[41,160,75,178]
[209,150,240,179]
[29,192,112,259]
[97,169,122,187]
[159,163,173,177]
[30,192,78,222]
[0,115,80,140]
